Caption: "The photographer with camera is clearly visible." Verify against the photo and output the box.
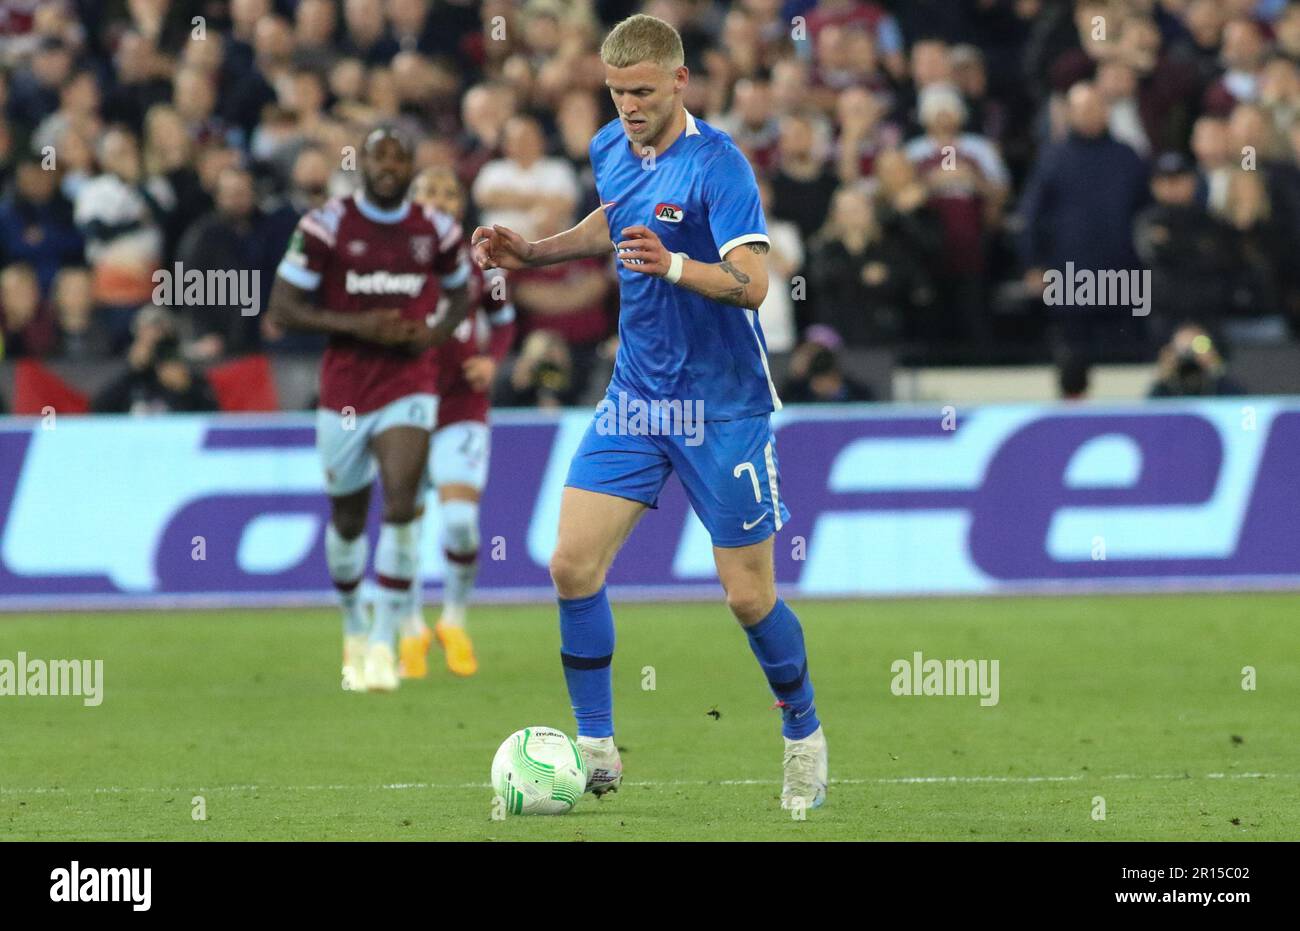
[91,305,220,413]
[1147,323,1245,398]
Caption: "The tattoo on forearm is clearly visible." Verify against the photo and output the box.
[719,261,751,285]
[748,243,769,255]
[712,260,753,305]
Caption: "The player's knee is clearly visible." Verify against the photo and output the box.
[382,495,420,525]
[549,548,603,599]
[440,499,480,556]
[331,508,367,541]
[725,586,774,626]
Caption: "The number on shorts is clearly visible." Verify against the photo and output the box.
[733,461,762,503]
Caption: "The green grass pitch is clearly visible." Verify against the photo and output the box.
[2,594,1298,841]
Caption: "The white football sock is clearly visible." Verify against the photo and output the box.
[439,499,480,628]
[401,513,427,638]
[325,523,369,636]
[371,520,418,646]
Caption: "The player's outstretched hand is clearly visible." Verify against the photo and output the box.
[616,225,671,277]
[471,224,534,270]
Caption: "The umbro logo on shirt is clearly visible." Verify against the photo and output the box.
[654,203,684,223]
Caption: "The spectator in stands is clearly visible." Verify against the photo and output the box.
[1219,167,1289,339]
[834,85,900,184]
[804,0,906,82]
[950,44,1007,148]
[1191,114,1234,212]
[99,31,172,136]
[51,265,109,362]
[224,15,294,137]
[1168,0,1227,97]
[1134,151,1239,343]
[73,126,174,346]
[871,148,944,277]
[809,24,889,112]
[6,37,71,129]
[904,82,1010,346]
[339,0,401,65]
[769,110,838,241]
[1147,324,1245,397]
[1204,18,1271,116]
[142,105,211,262]
[713,75,782,174]
[808,185,929,347]
[1096,60,1151,157]
[178,165,290,359]
[0,261,56,357]
[0,152,83,293]
[555,89,603,217]
[175,64,243,151]
[472,113,578,241]
[781,326,874,404]
[1258,57,1299,143]
[1226,101,1300,326]
[1279,3,1300,60]
[31,67,100,159]
[896,38,953,138]
[457,82,516,188]
[1019,82,1150,360]
[295,0,342,72]
[223,0,269,85]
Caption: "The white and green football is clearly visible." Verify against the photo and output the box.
[491,726,587,815]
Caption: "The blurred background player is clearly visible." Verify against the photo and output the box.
[401,166,517,678]
[267,128,472,693]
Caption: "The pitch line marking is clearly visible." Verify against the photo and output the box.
[1,771,1293,796]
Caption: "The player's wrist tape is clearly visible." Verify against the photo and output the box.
[665,251,686,284]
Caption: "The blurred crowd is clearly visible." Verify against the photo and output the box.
[0,0,1297,410]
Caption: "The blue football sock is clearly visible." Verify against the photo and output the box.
[558,585,615,738]
[744,599,820,740]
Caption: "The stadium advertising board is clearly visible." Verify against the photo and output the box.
[0,399,1295,607]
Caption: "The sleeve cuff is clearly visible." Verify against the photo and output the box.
[718,233,771,260]
[276,260,320,291]
[488,302,516,326]
[440,259,471,290]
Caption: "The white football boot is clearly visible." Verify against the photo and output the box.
[342,634,368,692]
[576,736,623,797]
[781,725,828,811]
[363,642,400,692]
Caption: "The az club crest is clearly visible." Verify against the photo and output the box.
[654,203,684,223]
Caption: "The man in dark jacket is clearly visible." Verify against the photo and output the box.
[1019,81,1150,360]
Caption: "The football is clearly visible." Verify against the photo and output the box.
[490,727,587,815]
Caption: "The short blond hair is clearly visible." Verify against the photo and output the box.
[600,14,684,70]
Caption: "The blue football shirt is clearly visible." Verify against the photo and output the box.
[590,111,781,421]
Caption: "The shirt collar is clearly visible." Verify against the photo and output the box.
[354,190,409,224]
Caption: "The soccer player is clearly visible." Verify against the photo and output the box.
[268,128,472,693]
[401,166,517,678]
[471,15,827,810]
